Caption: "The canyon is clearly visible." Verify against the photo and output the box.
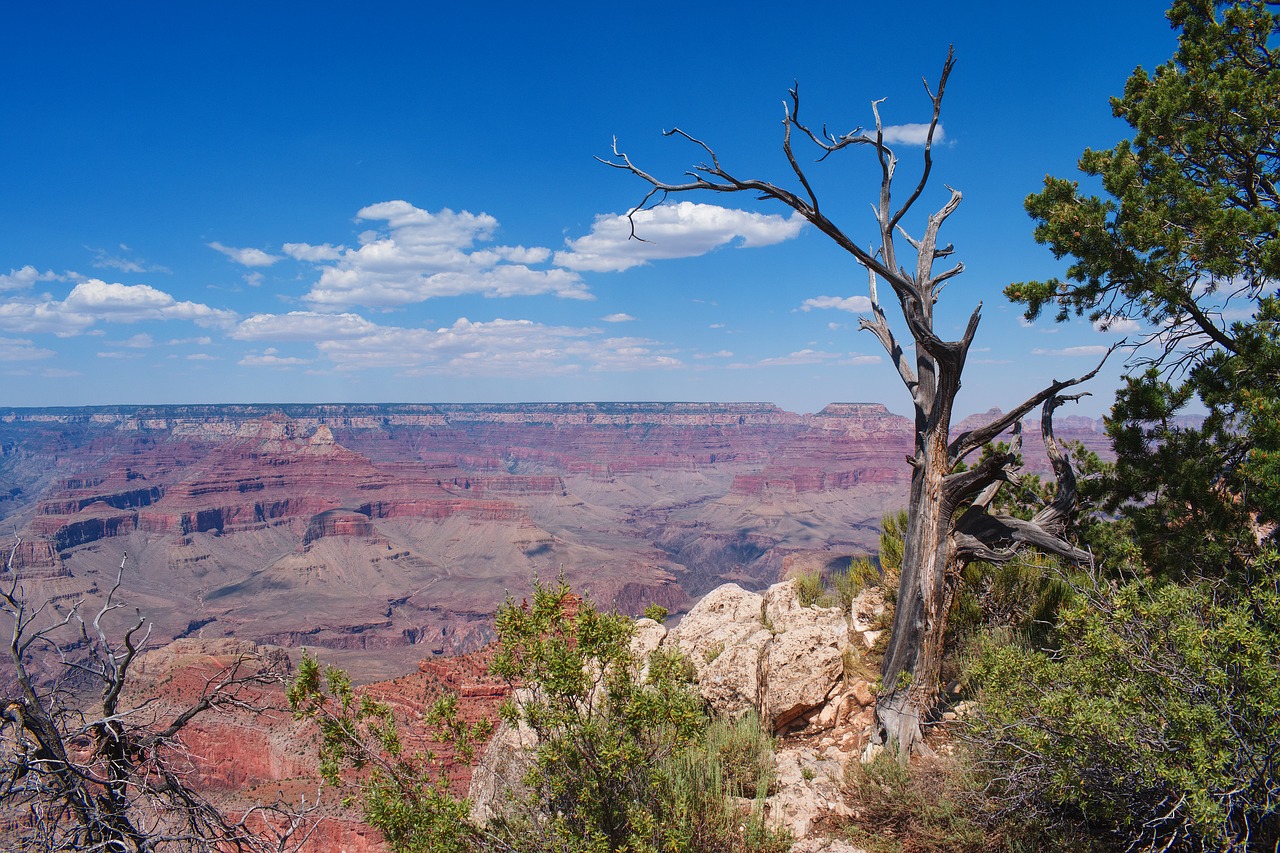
[0,401,1109,683]
[0,401,1113,850]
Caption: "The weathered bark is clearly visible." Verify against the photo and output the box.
[605,50,1110,754]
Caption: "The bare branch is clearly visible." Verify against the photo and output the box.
[888,48,956,231]
[949,344,1118,462]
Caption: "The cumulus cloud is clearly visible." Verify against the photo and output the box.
[282,242,345,262]
[870,123,945,146]
[601,313,636,322]
[555,202,804,272]
[64,280,237,325]
[1,266,62,291]
[800,295,873,313]
[1031,345,1111,357]
[298,201,590,307]
[693,350,734,359]
[231,311,382,342]
[208,241,282,267]
[0,279,236,336]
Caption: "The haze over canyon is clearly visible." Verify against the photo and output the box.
[0,401,1110,684]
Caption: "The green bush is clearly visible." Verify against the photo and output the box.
[966,551,1280,852]
[642,603,669,622]
[655,714,789,853]
[791,568,828,607]
[487,578,790,853]
[287,653,486,853]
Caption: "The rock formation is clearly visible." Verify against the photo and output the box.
[0,402,1108,689]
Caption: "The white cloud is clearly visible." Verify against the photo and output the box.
[842,355,883,366]
[1,265,62,291]
[208,241,282,267]
[119,333,154,348]
[298,315,681,376]
[870,123,945,146]
[1031,345,1111,357]
[297,201,590,307]
[555,202,804,272]
[693,350,734,359]
[601,313,636,323]
[186,353,218,361]
[231,311,382,342]
[752,349,844,367]
[709,323,725,329]
[239,348,311,367]
[97,351,143,359]
[0,279,236,336]
[0,337,55,361]
[64,280,237,325]
[801,295,872,313]
[1092,315,1140,334]
[282,242,345,262]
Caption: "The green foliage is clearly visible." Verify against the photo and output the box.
[788,554,887,612]
[791,568,828,607]
[1007,0,1280,329]
[642,603,668,623]
[1006,0,1280,581]
[486,577,789,853]
[287,652,483,853]
[877,508,907,605]
[966,551,1280,852]
[653,714,789,853]
[948,551,1076,655]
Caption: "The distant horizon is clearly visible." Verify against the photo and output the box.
[0,398,1076,423]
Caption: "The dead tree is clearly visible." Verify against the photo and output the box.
[604,50,1109,754]
[0,540,318,851]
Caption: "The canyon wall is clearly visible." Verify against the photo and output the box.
[0,402,1107,684]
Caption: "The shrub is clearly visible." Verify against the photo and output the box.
[287,653,486,853]
[966,551,1280,852]
[643,603,669,622]
[843,751,988,853]
[293,578,793,853]
[791,567,828,607]
[655,714,789,853]
[486,578,789,853]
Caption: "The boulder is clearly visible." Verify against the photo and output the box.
[665,579,851,732]
[668,583,771,718]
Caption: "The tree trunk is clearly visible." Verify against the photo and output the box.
[876,427,957,753]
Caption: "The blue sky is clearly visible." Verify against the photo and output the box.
[1,0,1180,416]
